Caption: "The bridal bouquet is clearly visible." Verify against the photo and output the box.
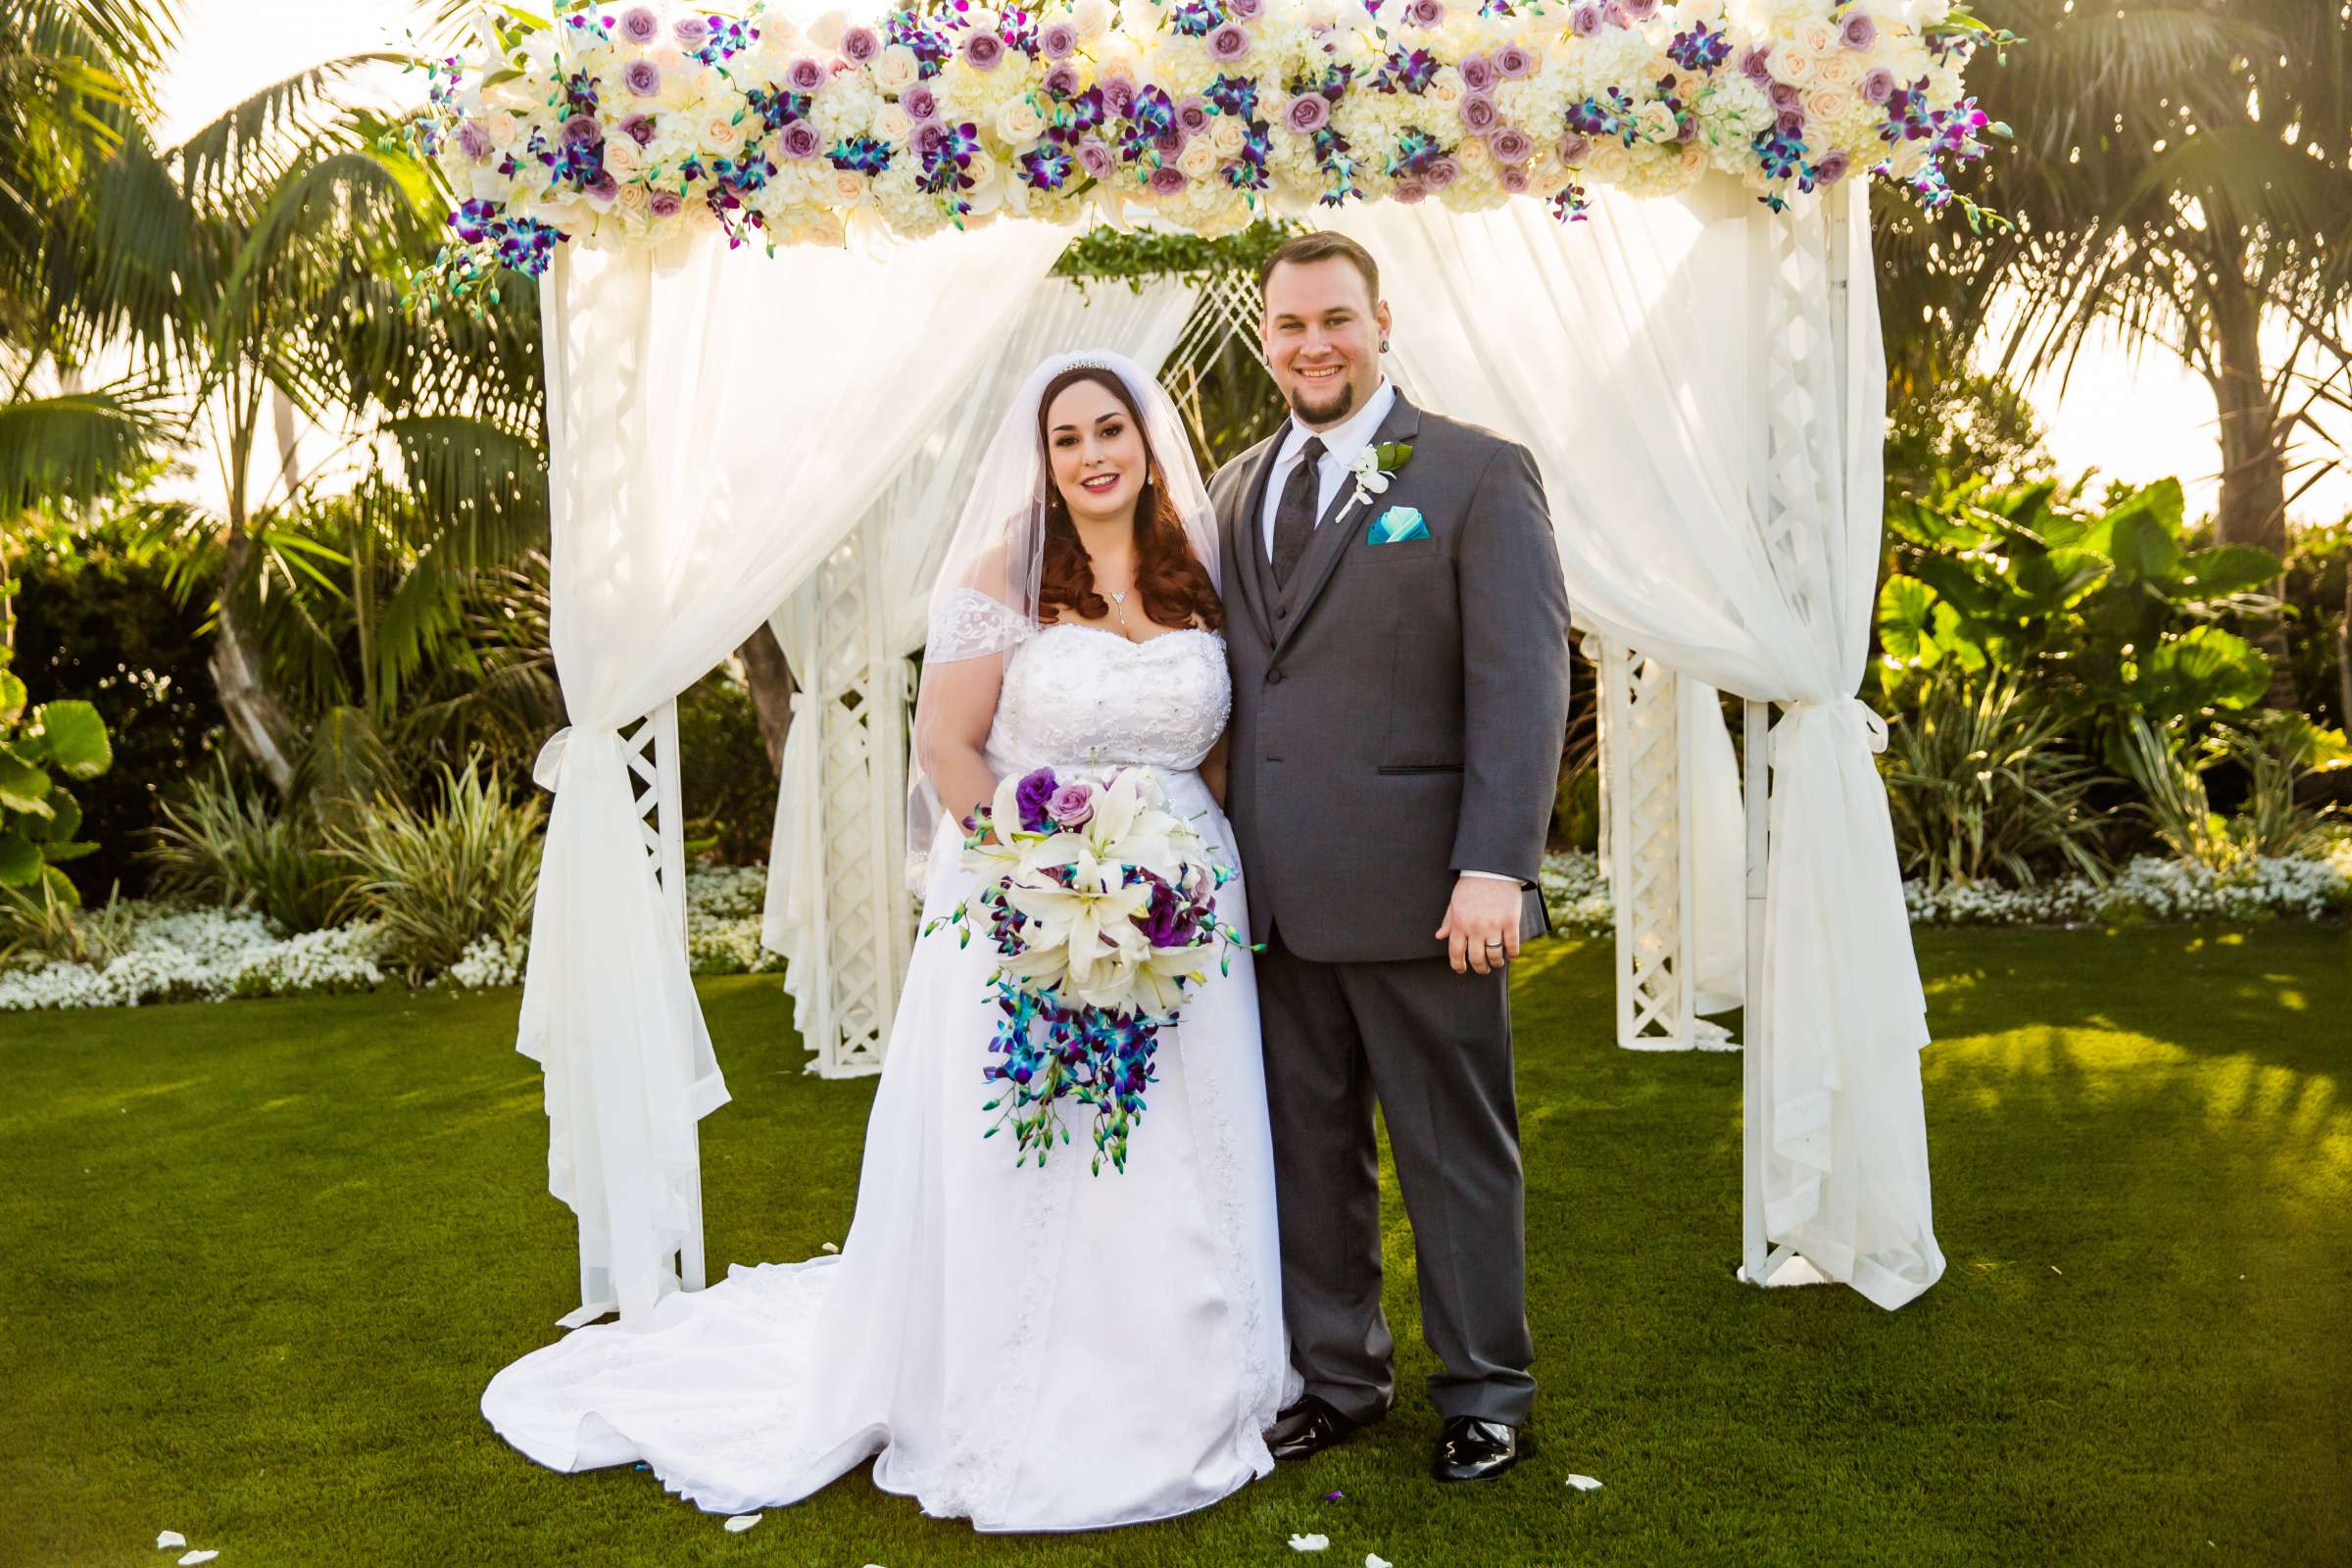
[923,763,1252,1174]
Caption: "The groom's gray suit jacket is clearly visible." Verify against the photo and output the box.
[1212,391,1573,962]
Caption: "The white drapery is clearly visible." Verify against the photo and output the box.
[520,217,1069,1325]
[759,276,1200,1001]
[1335,186,1943,1308]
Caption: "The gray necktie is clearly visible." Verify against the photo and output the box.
[1271,435,1326,589]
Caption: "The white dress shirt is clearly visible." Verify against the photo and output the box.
[1254,377,1519,891]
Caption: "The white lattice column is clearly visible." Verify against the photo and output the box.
[1597,638,1699,1051]
[781,515,913,1078]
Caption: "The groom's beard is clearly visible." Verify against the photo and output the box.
[1287,378,1356,428]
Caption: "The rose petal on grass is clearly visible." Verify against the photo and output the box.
[1289,1534,1331,1552]
[1323,1490,1344,1501]
[1367,1555,1394,1568]
[822,1243,840,1253]
[1565,1473,1604,1492]
[724,1514,761,1532]
[157,1533,187,1549]
[178,1553,219,1566]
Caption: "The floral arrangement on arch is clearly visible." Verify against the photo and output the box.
[406,0,2006,302]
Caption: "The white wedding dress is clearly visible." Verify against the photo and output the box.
[482,611,1288,1532]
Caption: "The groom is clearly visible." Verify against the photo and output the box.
[1212,232,1572,1485]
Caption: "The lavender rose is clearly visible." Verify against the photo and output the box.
[1569,4,1602,39]
[1208,23,1250,63]
[1424,154,1459,188]
[617,112,657,146]
[1394,177,1428,204]
[1622,0,1659,20]
[622,58,662,97]
[1154,128,1185,155]
[561,113,602,147]
[914,119,949,156]
[1043,62,1081,97]
[961,30,1004,71]
[618,6,662,45]
[1230,0,1261,16]
[1489,124,1533,163]
[1040,20,1078,60]
[1459,92,1498,133]
[1404,0,1444,24]
[780,118,822,159]
[1013,768,1059,833]
[1776,106,1807,135]
[1860,67,1897,105]
[1556,130,1590,164]
[1147,163,1189,195]
[672,15,711,50]
[904,82,939,121]
[1493,42,1535,79]
[1075,137,1115,177]
[454,119,493,163]
[1813,149,1851,184]
[648,189,684,218]
[1769,80,1803,112]
[1045,782,1097,827]
[1459,53,1494,93]
[1285,92,1330,133]
[1739,44,1773,84]
[1498,163,1532,193]
[1176,95,1211,135]
[1101,74,1137,117]
[1839,13,1878,50]
[786,57,827,93]
[841,24,881,63]
[584,170,620,201]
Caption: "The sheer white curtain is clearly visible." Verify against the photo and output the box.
[520,217,1069,1326]
[759,275,1200,984]
[1334,186,1943,1308]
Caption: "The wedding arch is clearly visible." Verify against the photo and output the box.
[424,0,1994,1329]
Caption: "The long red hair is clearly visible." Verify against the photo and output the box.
[1035,367,1222,633]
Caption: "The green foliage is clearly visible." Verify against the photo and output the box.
[1880,676,2114,888]
[1049,220,1298,287]
[674,666,776,866]
[1876,475,2280,761]
[2281,518,2349,731]
[327,756,544,978]
[142,758,344,932]
[0,652,113,919]
[2114,712,2345,872]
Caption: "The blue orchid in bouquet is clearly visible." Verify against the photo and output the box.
[922,763,1255,1175]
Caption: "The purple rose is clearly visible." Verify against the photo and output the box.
[1493,42,1534,79]
[1739,44,1773,84]
[672,15,711,50]
[1404,0,1443,24]
[622,58,662,97]
[1498,163,1531,193]
[780,118,822,159]
[617,111,657,146]
[1603,0,1632,25]
[584,169,620,201]
[1013,768,1059,833]
[618,6,662,45]
[961,30,1004,71]
[1813,150,1851,184]
[1489,124,1533,163]
[903,82,939,121]
[1769,79,1803,112]
[1622,0,1659,20]
[1040,20,1078,60]
[1675,114,1698,142]
[1147,163,1189,195]
[1154,127,1186,155]
[786,56,827,93]
[1860,67,1897,105]
[1075,137,1115,177]
[561,113,602,147]
[648,189,683,218]
[1101,74,1137,117]
[1424,154,1459,188]
[841,24,881,62]
[914,118,949,156]
[1285,92,1330,133]
[1458,91,1498,133]
[1208,23,1250,63]
[1459,53,1494,93]
[1569,4,1602,39]
[1556,130,1590,164]
[1776,106,1807,135]
[1046,782,1097,828]
[1230,0,1261,17]
[1176,94,1211,134]
[1394,177,1428,203]
[1839,13,1878,50]
[1043,62,1081,97]
[454,119,493,162]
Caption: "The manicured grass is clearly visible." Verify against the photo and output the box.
[2,925,2346,1566]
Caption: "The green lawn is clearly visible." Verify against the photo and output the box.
[2,926,2346,1567]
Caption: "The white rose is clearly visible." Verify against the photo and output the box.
[1636,101,1678,142]
[1210,114,1247,158]
[1774,46,1818,85]
[602,134,646,176]
[808,10,849,49]
[1804,87,1853,124]
[704,113,748,157]
[996,98,1047,143]
[875,103,914,144]
[1679,141,1708,175]
[1815,51,1862,88]
[963,148,1001,190]
[614,181,650,217]
[1178,135,1218,178]
[1071,0,1113,42]
[829,169,870,205]
[1428,67,1465,106]
[1584,139,1630,181]
[482,112,519,150]
[1457,133,1492,170]
[1798,21,1839,57]
[875,43,920,95]
[1118,0,1158,38]
[1908,0,1952,26]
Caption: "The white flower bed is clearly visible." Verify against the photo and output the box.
[0,906,386,1010]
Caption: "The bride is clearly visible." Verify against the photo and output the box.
[481,351,1288,1532]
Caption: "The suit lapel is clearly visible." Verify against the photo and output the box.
[1275,392,1424,654]
[1225,432,1284,648]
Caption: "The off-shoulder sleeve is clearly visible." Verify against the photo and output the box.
[926,586,1034,662]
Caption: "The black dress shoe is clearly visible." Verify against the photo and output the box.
[1431,1416,1524,1483]
[1264,1395,1360,1462]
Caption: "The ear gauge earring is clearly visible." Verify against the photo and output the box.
[1381,339,1391,353]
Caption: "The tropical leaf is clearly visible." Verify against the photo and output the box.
[31,698,110,776]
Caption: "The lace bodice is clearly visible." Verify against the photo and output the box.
[987,622,1231,776]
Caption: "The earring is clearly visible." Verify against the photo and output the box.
[1380,339,1391,353]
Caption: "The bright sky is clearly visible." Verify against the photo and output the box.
[162,0,2351,529]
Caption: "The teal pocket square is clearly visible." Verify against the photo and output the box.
[1368,505,1430,544]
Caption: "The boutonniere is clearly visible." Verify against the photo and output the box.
[1341,441,1413,517]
